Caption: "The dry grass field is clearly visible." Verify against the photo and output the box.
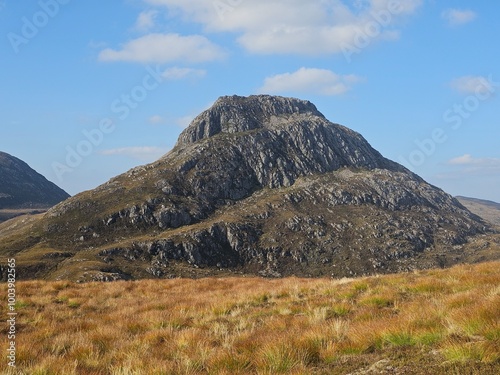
[1,262,499,374]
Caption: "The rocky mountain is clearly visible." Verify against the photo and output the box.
[456,196,500,227]
[0,152,70,222]
[0,95,497,281]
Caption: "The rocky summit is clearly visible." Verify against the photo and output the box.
[0,95,497,281]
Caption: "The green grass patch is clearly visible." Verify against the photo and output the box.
[381,331,416,348]
[67,300,81,309]
[361,296,394,308]
[259,344,302,373]
[331,304,351,317]
[442,341,490,363]
[415,331,444,346]
[14,300,30,309]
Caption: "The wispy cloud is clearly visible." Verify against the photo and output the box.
[148,115,165,125]
[449,154,500,168]
[88,40,107,49]
[442,9,477,27]
[259,67,362,96]
[134,10,158,32]
[162,67,206,80]
[448,154,475,165]
[98,33,226,63]
[450,75,494,95]
[100,146,169,161]
[142,0,423,56]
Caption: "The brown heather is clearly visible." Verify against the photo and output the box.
[1,262,499,374]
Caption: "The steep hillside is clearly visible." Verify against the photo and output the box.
[456,196,500,227]
[0,96,497,281]
[0,151,69,209]
[0,152,70,223]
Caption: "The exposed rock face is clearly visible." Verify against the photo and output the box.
[179,95,328,144]
[175,95,402,190]
[0,95,495,281]
[0,151,70,209]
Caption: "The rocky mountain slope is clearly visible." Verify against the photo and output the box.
[0,152,70,222]
[0,96,497,281]
[456,196,500,227]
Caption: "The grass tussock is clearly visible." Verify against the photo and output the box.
[1,262,499,374]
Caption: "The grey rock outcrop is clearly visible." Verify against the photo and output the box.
[1,95,495,281]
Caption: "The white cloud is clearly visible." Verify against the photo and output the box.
[448,154,475,165]
[259,67,362,96]
[134,10,158,31]
[98,33,226,63]
[450,76,494,95]
[100,146,169,161]
[448,154,500,168]
[162,67,206,80]
[442,9,477,27]
[148,115,165,124]
[143,0,423,56]
[448,154,500,175]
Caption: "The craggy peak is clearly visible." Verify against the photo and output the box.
[178,95,326,144]
[0,95,496,282]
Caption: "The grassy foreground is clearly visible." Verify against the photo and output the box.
[1,262,499,374]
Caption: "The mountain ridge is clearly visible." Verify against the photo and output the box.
[0,95,497,281]
[0,152,70,222]
[177,95,326,145]
[456,196,500,227]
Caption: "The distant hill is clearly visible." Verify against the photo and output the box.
[0,151,69,221]
[456,196,500,227]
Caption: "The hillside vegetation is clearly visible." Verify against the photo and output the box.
[1,261,499,374]
[457,196,500,227]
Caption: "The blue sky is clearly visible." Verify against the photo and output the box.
[1,0,499,202]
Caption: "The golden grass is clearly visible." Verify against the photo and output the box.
[1,262,499,374]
